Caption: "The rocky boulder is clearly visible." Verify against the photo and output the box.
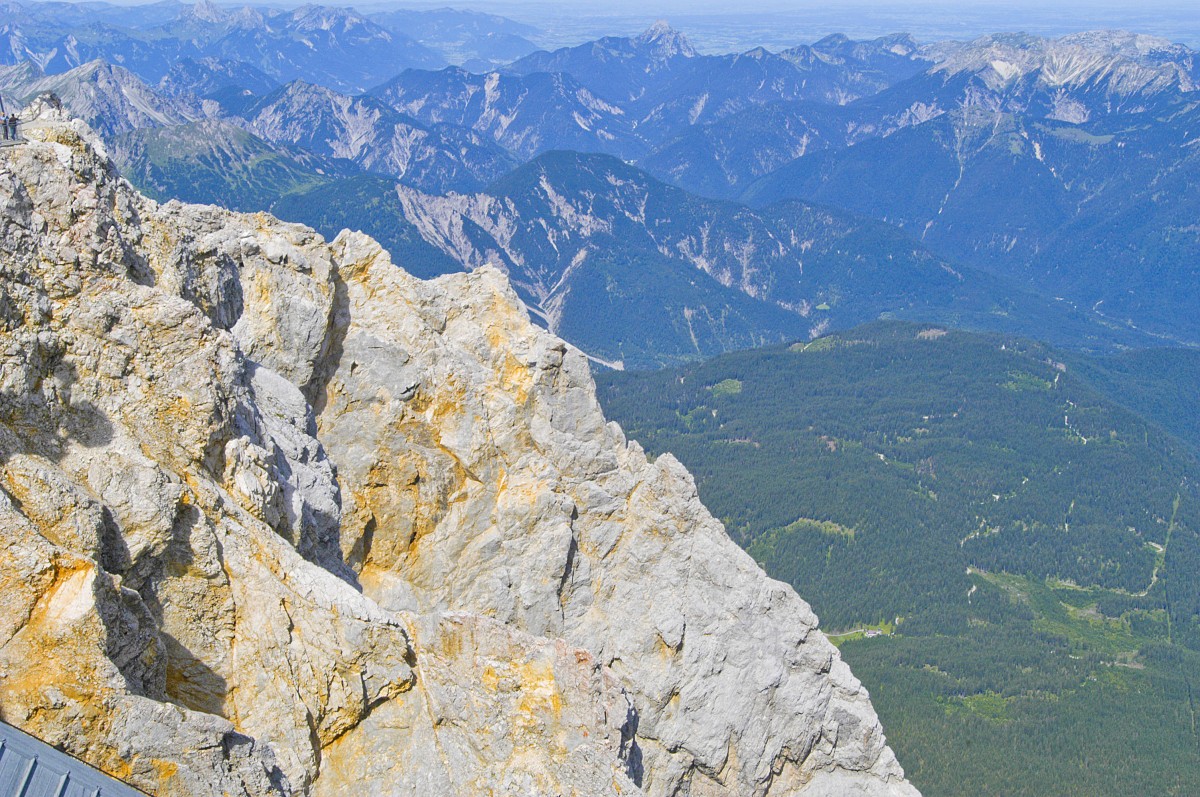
[0,97,917,797]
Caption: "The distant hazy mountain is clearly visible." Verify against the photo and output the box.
[0,0,188,28]
[505,20,699,107]
[0,56,352,210]
[157,55,279,99]
[369,67,647,161]
[350,23,932,196]
[744,35,1200,345]
[504,25,1198,204]
[837,31,1199,144]
[0,0,445,91]
[368,7,542,71]
[161,2,445,92]
[242,80,517,193]
[508,24,929,138]
[503,23,931,196]
[638,101,841,198]
[925,31,1198,119]
[0,9,172,77]
[804,32,930,86]
[0,1,550,87]
[526,26,925,102]
[0,53,525,198]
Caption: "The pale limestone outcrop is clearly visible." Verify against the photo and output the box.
[0,98,917,796]
[315,237,913,796]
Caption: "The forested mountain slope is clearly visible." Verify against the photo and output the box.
[598,322,1200,796]
[1068,347,1200,456]
[277,151,1137,368]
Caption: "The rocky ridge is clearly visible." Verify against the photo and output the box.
[0,60,207,138]
[242,81,516,193]
[0,99,917,796]
[928,30,1198,94]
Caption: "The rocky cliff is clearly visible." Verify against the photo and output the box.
[0,98,918,797]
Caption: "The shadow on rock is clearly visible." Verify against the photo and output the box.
[0,358,115,466]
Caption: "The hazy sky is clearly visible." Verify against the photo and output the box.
[414,0,1200,50]
[354,0,1200,47]
[68,0,1200,14]
[25,0,1200,48]
[387,0,1196,14]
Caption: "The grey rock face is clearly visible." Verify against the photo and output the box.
[0,101,917,796]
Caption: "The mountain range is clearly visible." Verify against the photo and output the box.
[241,80,518,193]
[279,150,1144,369]
[2,11,1197,362]
[0,0,547,91]
[5,8,1200,796]
[746,89,1200,345]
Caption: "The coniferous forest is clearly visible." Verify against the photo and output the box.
[598,322,1200,796]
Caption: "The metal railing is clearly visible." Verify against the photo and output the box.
[0,720,148,796]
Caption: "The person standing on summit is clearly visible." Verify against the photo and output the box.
[8,114,17,141]
[1,114,8,141]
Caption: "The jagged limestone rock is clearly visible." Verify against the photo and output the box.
[0,99,918,796]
